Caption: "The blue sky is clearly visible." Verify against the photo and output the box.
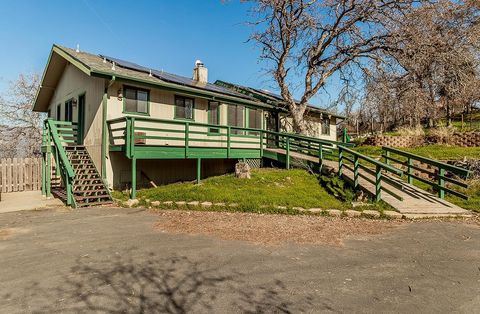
[0,0,341,108]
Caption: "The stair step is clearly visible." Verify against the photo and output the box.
[74,188,107,193]
[75,195,111,201]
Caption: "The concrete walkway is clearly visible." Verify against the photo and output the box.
[0,191,64,213]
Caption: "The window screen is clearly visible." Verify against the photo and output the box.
[175,96,194,120]
[321,118,330,135]
[208,101,220,133]
[124,87,149,114]
[248,108,262,135]
[227,104,244,134]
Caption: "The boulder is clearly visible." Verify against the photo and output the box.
[235,162,251,179]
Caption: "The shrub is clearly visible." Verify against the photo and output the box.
[396,125,425,137]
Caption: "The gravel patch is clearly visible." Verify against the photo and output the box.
[153,210,404,246]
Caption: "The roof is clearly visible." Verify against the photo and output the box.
[33,45,270,112]
[214,80,345,119]
[33,45,344,120]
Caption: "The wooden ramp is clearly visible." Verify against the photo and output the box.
[264,148,470,217]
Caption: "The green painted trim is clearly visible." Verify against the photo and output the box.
[102,90,108,179]
[174,95,195,121]
[53,45,91,76]
[131,157,137,199]
[196,158,201,184]
[90,70,274,110]
[122,85,150,116]
[77,92,86,145]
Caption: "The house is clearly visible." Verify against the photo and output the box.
[33,44,344,206]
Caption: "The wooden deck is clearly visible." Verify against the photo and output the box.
[264,148,470,217]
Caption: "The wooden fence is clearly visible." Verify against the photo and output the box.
[0,158,42,193]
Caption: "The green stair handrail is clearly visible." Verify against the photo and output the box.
[338,146,404,202]
[382,146,470,200]
[44,119,76,207]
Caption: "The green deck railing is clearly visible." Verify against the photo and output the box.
[107,116,350,161]
[382,146,470,200]
[42,119,77,207]
[338,146,404,202]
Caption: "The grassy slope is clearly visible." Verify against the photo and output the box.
[354,145,480,160]
[114,169,351,213]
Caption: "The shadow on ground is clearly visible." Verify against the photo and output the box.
[11,248,312,313]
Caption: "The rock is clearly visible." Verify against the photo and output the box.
[125,199,139,208]
[175,201,186,206]
[235,162,251,179]
[213,203,226,207]
[229,203,239,207]
[163,201,173,206]
[361,210,381,218]
[345,210,361,217]
[307,208,323,213]
[292,207,305,212]
[187,201,199,206]
[276,206,287,210]
[151,201,160,207]
[384,210,403,219]
[201,201,212,207]
[327,209,342,217]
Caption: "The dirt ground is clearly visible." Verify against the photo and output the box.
[153,209,479,246]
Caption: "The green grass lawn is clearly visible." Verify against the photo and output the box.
[113,168,353,213]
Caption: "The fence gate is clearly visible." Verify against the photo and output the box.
[0,158,42,193]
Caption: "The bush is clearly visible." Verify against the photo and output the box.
[396,125,425,137]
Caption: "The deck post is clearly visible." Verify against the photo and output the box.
[338,148,343,176]
[227,126,231,158]
[375,165,382,202]
[46,150,51,198]
[41,153,46,196]
[318,143,323,171]
[259,131,263,157]
[438,167,445,199]
[286,137,290,169]
[407,158,413,184]
[185,122,189,158]
[353,155,359,190]
[384,150,390,165]
[131,157,137,199]
[196,158,201,184]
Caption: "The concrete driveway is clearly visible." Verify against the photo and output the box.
[0,191,63,213]
[0,208,479,313]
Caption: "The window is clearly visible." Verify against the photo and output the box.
[321,118,330,135]
[248,108,262,135]
[208,101,220,133]
[124,86,149,114]
[227,104,244,134]
[174,95,194,120]
[56,104,61,120]
[65,99,73,121]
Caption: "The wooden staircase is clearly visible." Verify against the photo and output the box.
[64,146,112,207]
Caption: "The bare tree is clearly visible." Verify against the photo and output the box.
[0,73,44,158]
[362,0,480,131]
[248,0,419,133]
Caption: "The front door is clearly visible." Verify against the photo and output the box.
[265,111,279,147]
[77,94,85,145]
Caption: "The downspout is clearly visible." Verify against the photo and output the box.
[102,76,116,180]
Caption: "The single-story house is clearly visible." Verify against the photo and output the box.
[33,44,344,205]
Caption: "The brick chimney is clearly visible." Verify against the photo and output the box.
[192,60,208,84]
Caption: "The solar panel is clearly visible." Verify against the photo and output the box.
[100,55,253,100]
